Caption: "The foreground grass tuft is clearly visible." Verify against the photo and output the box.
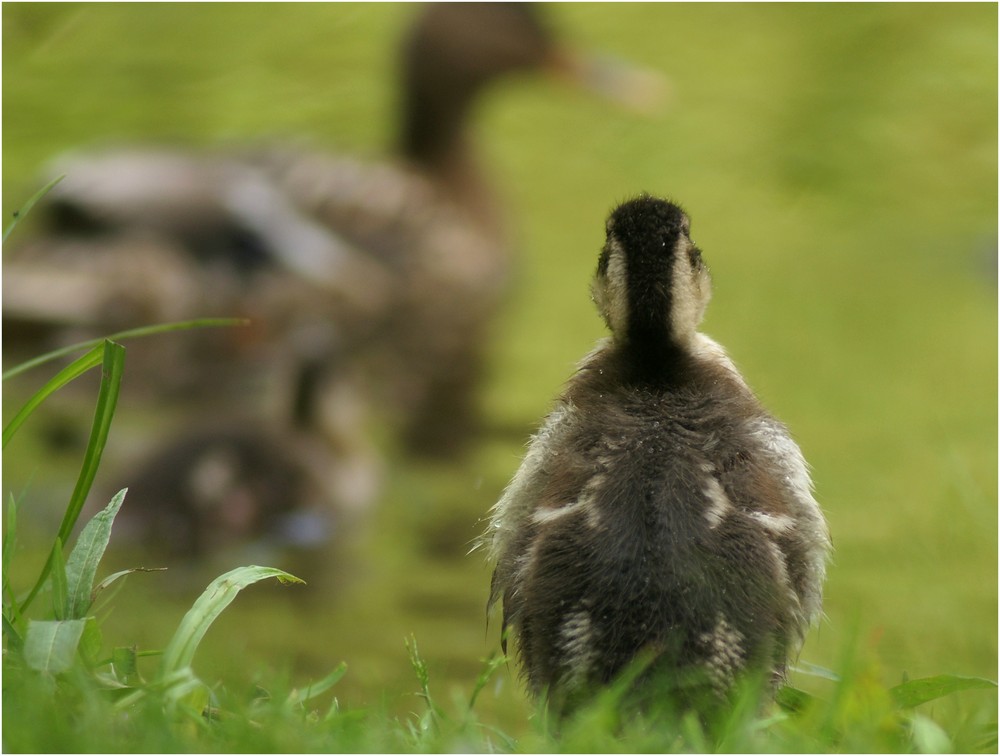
[2,321,997,753]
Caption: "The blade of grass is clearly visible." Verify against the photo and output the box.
[3,498,28,645]
[158,566,304,681]
[49,537,68,620]
[890,675,998,709]
[2,495,18,613]
[2,612,25,649]
[3,318,249,381]
[467,651,507,712]
[284,662,348,708]
[19,340,125,613]
[2,344,103,448]
[2,174,64,244]
[55,341,125,549]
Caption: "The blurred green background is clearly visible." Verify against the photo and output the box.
[3,1,996,732]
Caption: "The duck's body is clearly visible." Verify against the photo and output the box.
[487,196,830,713]
[7,3,658,457]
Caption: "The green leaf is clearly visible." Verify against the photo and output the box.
[111,646,139,686]
[907,712,953,753]
[2,174,64,244]
[790,660,841,681]
[23,618,87,674]
[776,685,819,713]
[154,666,212,715]
[64,489,127,619]
[158,566,303,681]
[78,616,103,666]
[3,318,248,381]
[890,674,998,709]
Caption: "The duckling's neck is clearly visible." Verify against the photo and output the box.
[615,324,695,386]
[619,341,688,384]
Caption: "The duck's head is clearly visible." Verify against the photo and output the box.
[592,195,711,351]
[403,4,554,95]
[399,4,665,164]
[399,4,552,159]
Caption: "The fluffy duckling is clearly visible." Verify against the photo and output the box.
[486,195,830,714]
[116,425,333,560]
[108,354,379,572]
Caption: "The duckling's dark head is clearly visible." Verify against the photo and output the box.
[593,195,711,351]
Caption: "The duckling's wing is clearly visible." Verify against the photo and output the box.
[486,402,578,629]
[740,416,831,637]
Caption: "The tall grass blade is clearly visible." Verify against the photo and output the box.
[2,344,103,448]
[64,489,127,619]
[890,674,998,709]
[55,340,125,552]
[468,651,506,712]
[158,566,304,680]
[19,341,125,613]
[2,495,18,619]
[3,318,249,381]
[2,613,24,649]
[2,174,64,244]
[23,618,87,674]
[3,497,27,645]
[49,537,68,621]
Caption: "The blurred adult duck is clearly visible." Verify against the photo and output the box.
[4,3,662,459]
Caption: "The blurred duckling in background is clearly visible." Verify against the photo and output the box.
[4,3,663,459]
[108,359,377,584]
[485,195,830,715]
[117,425,333,561]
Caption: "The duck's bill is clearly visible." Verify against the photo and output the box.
[548,49,669,115]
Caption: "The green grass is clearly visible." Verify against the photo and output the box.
[3,2,997,751]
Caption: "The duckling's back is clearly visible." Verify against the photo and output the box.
[490,343,827,711]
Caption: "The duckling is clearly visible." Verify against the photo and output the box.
[109,359,378,576]
[116,424,332,560]
[485,195,830,715]
[5,3,663,457]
